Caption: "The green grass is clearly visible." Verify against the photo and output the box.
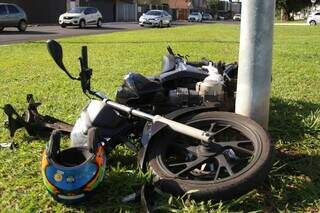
[0,24,319,212]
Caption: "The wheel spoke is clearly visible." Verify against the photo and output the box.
[208,122,216,132]
[168,162,187,167]
[174,156,208,177]
[213,125,231,135]
[213,165,221,181]
[218,140,254,155]
[215,154,234,176]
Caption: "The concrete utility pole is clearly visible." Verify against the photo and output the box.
[235,0,275,129]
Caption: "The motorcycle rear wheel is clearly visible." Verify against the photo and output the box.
[147,111,273,200]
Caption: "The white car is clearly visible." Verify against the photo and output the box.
[188,12,202,22]
[139,10,172,28]
[233,14,241,21]
[59,7,103,28]
[307,11,320,25]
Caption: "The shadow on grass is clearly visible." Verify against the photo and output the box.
[57,171,142,212]
[269,97,320,143]
[234,150,320,212]
[229,97,320,212]
[60,146,145,212]
[267,97,319,211]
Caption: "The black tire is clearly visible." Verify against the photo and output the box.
[97,18,102,28]
[310,20,316,26]
[79,20,86,29]
[167,21,171,27]
[0,27,4,32]
[17,20,27,32]
[147,111,273,201]
[60,24,66,28]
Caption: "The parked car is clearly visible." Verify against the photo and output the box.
[202,13,213,21]
[307,11,320,25]
[59,7,103,28]
[139,10,172,28]
[188,12,202,22]
[233,14,241,21]
[0,3,27,32]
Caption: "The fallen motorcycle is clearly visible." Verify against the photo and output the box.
[3,44,237,142]
[41,40,273,203]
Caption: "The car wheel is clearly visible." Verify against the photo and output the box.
[310,20,316,26]
[60,24,66,28]
[18,20,27,32]
[167,21,171,27]
[97,19,102,28]
[79,20,86,29]
[0,27,4,32]
[159,21,163,28]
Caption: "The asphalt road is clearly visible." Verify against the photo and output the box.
[0,21,204,45]
[0,22,145,45]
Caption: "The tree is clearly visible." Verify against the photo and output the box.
[276,0,312,21]
[208,0,220,15]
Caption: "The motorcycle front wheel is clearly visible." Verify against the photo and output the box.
[147,111,273,200]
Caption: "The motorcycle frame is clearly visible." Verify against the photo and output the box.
[46,39,218,160]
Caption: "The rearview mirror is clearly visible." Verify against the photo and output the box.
[47,40,67,71]
[47,40,78,80]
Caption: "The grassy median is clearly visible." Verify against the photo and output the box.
[0,24,319,212]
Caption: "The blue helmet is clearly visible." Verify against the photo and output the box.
[41,128,106,204]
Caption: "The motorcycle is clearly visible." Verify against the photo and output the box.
[45,39,273,201]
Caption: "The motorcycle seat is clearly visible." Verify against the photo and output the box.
[116,72,162,104]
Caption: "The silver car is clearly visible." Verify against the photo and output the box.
[0,3,27,32]
[307,11,320,25]
[139,10,172,28]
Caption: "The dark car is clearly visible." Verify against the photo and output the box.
[0,3,27,32]
[202,13,213,21]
